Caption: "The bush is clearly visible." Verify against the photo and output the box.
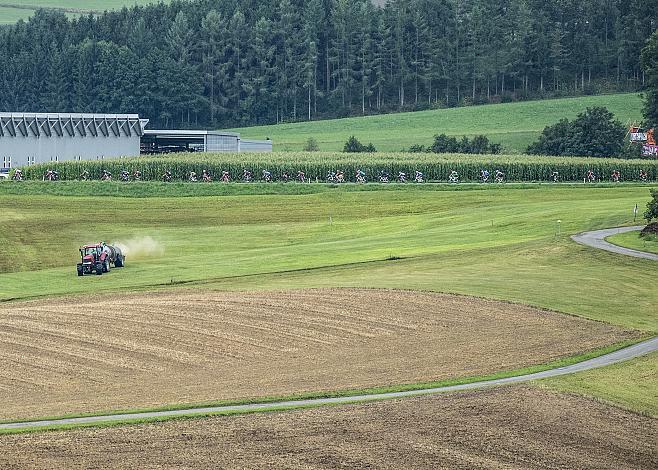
[430,134,501,154]
[407,144,429,153]
[527,107,626,157]
[645,189,658,222]
[303,137,320,152]
[343,136,376,153]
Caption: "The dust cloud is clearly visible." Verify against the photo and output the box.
[113,236,164,259]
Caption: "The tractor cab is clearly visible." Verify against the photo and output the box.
[79,243,108,268]
[80,244,102,260]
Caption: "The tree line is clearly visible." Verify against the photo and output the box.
[0,0,655,129]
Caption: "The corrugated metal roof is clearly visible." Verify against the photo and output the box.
[143,129,240,138]
[0,113,147,138]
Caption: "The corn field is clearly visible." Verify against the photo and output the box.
[15,152,658,183]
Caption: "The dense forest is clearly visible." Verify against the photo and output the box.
[0,0,655,129]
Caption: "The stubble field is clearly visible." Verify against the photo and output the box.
[1,386,655,469]
[0,288,638,420]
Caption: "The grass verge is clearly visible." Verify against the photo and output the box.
[0,180,656,198]
[539,351,658,417]
[0,337,646,433]
[606,230,658,255]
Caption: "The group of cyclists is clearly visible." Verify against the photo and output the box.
[8,167,652,183]
[579,169,648,183]
[42,169,59,181]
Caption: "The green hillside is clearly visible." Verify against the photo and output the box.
[231,94,643,153]
[0,1,166,24]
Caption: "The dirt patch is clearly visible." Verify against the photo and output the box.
[1,386,655,469]
[641,222,658,237]
[0,288,637,420]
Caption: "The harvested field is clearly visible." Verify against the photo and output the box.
[0,288,637,420]
[1,386,655,469]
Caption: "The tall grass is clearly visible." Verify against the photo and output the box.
[17,152,658,182]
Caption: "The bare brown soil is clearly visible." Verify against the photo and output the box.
[1,386,655,469]
[0,288,637,420]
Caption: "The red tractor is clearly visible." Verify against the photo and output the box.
[77,242,125,276]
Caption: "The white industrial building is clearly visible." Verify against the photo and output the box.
[0,113,147,168]
[0,112,271,170]
[141,129,272,154]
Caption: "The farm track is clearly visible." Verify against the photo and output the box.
[1,335,656,432]
[0,288,637,421]
[572,226,658,261]
[1,386,656,469]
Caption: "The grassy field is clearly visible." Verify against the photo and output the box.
[0,5,32,23]
[231,93,643,152]
[0,1,168,24]
[1,184,656,332]
[542,351,658,417]
[607,230,658,254]
[0,182,656,439]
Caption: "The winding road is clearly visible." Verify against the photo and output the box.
[571,225,658,261]
[1,226,656,432]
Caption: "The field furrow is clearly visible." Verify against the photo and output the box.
[0,288,639,420]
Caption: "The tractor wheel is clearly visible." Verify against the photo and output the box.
[95,263,103,275]
[115,256,124,268]
[77,266,84,277]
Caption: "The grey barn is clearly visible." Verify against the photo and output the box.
[0,113,147,168]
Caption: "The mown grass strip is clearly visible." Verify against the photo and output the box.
[605,231,658,255]
[0,337,645,432]
[0,180,656,198]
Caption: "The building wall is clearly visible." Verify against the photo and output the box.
[0,134,140,167]
[240,139,272,153]
[206,134,239,152]
[0,114,145,167]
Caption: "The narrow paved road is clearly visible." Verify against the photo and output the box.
[2,337,657,431]
[572,226,658,261]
